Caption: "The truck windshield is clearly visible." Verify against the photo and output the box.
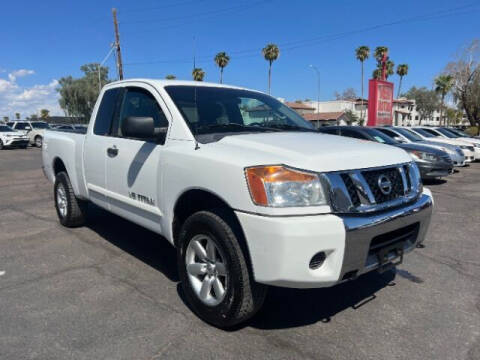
[165,85,315,142]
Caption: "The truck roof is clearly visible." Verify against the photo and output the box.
[104,78,255,92]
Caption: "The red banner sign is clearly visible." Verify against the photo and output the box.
[367,79,394,126]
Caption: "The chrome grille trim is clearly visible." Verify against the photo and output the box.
[322,162,422,214]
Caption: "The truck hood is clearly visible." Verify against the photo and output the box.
[208,132,411,172]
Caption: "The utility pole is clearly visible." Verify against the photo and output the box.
[112,8,124,80]
[309,65,321,124]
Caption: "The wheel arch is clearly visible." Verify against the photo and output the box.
[172,188,255,277]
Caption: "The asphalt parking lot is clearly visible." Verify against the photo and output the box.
[0,147,479,360]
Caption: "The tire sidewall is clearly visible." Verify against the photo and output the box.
[178,212,244,327]
[35,136,42,147]
[54,173,70,226]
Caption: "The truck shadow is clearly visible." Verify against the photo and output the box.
[248,270,396,330]
[84,204,397,330]
[85,204,179,282]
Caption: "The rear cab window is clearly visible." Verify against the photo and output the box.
[93,88,121,136]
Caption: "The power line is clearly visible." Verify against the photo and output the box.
[120,0,208,14]
[123,3,479,67]
[120,0,272,25]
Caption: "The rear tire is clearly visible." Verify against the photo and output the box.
[54,171,87,227]
[177,209,267,328]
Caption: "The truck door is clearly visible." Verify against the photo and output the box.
[105,85,170,234]
[84,87,122,209]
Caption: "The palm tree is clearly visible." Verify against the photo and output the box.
[374,46,389,63]
[372,68,382,80]
[434,74,454,126]
[192,68,205,81]
[15,112,20,120]
[262,43,280,94]
[355,46,370,123]
[384,60,395,80]
[396,64,409,98]
[165,74,176,80]
[214,52,230,84]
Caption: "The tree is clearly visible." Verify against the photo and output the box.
[15,113,20,120]
[405,87,439,124]
[262,43,280,94]
[40,109,50,119]
[192,68,205,81]
[374,46,389,63]
[445,107,464,125]
[3,116,9,122]
[334,88,357,100]
[165,74,176,80]
[355,45,370,123]
[396,64,409,98]
[372,68,382,80]
[57,63,110,120]
[445,39,480,133]
[214,52,230,84]
[434,74,454,126]
[344,109,359,125]
[30,114,38,120]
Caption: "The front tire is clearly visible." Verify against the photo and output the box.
[0,139,4,150]
[34,135,43,148]
[177,210,267,328]
[54,171,87,227]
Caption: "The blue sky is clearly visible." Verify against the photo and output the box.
[0,0,478,117]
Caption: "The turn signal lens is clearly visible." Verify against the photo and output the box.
[245,165,326,207]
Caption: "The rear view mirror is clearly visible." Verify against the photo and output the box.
[122,116,155,139]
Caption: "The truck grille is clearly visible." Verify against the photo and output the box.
[323,162,422,213]
[362,167,404,203]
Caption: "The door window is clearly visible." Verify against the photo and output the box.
[94,88,121,136]
[117,87,169,144]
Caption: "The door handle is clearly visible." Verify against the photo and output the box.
[107,146,118,157]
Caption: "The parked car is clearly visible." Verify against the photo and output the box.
[6,120,50,147]
[432,127,480,160]
[42,80,433,328]
[317,126,453,180]
[446,127,480,139]
[0,124,29,149]
[409,127,476,163]
[375,127,466,167]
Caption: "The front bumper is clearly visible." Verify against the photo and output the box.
[417,161,452,179]
[2,138,29,147]
[236,190,433,288]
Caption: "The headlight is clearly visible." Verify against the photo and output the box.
[245,165,327,207]
[408,150,438,162]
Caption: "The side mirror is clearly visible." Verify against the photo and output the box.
[122,116,157,139]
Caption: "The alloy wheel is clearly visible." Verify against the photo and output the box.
[185,234,228,306]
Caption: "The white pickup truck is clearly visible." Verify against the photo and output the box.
[42,79,433,328]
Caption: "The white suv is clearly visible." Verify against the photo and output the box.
[7,121,50,147]
[0,124,29,149]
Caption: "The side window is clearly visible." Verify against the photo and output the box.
[117,87,169,144]
[341,129,367,140]
[94,88,120,136]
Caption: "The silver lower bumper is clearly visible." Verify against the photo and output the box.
[338,193,433,280]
